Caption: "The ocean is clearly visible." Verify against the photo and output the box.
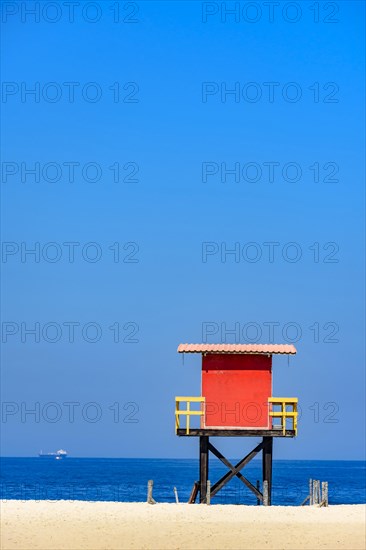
[1,458,365,506]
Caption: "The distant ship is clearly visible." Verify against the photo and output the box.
[38,449,68,460]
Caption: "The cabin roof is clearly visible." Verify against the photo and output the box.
[177,343,296,355]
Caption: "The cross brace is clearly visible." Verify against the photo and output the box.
[208,442,263,500]
[198,436,273,505]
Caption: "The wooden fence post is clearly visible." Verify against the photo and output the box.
[256,480,260,505]
[309,479,313,505]
[147,480,156,504]
[315,480,318,505]
[322,481,328,507]
[263,480,269,506]
[207,480,211,505]
[313,480,318,505]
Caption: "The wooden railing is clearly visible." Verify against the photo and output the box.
[268,397,298,435]
[175,397,205,434]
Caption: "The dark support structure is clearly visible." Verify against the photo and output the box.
[181,429,288,504]
[209,441,264,500]
[199,436,209,503]
[197,437,273,504]
[262,437,273,505]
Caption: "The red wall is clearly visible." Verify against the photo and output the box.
[202,354,272,429]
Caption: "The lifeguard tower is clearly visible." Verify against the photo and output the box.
[175,343,298,505]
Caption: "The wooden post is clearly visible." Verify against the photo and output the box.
[309,479,313,505]
[317,480,321,505]
[321,481,328,507]
[207,480,211,505]
[147,480,156,504]
[188,481,199,504]
[256,480,260,505]
[199,436,209,503]
[314,480,319,505]
[263,480,269,506]
[262,437,273,506]
[174,487,179,504]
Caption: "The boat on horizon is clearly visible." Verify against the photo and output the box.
[38,449,68,460]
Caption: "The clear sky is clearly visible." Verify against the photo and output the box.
[1,0,365,460]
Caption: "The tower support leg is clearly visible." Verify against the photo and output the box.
[262,437,273,505]
[199,436,209,503]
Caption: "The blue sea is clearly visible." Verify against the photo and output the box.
[1,458,365,506]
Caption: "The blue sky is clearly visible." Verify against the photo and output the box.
[1,0,365,460]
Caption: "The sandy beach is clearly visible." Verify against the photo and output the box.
[1,501,365,550]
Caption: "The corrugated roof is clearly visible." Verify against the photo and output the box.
[177,343,296,355]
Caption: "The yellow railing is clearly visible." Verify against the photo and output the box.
[268,397,298,435]
[175,396,205,434]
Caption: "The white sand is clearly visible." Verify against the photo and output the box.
[1,500,365,550]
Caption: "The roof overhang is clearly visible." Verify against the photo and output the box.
[177,343,297,355]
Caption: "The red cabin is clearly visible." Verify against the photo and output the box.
[175,343,298,434]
